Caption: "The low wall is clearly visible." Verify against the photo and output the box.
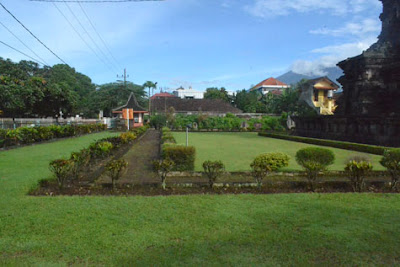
[293,116,400,147]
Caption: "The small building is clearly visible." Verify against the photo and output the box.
[173,86,204,99]
[112,93,147,128]
[299,77,340,115]
[151,98,242,115]
[150,92,178,100]
[250,77,290,95]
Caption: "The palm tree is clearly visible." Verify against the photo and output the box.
[143,81,157,115]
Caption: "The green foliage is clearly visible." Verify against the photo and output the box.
[120,132,137,144]
[204,87,230,102]
[149,114,167,129]
[0,123,106,148]
[345,156,373,192]
[89,141,113,158]
[70,149,91,179]
[258,132,386,155]
[250,153,290,187]
[162,145,196,171]
[380,149,400,190]
[49,159,73,189]
[162,133,176,144]
[105,159,128,188]
[152,159,175,189]
[202,160,225,188]
[295,147,335,191]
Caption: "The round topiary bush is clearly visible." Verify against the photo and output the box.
[295,147,335,191]
[380,148,400,191]
[250,153,290,188]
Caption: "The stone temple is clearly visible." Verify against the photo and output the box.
[294,0,400,146]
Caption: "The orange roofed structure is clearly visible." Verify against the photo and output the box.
[112,93,147,128]
[250,77,290,95]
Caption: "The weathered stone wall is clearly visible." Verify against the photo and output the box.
[293,116,400,147]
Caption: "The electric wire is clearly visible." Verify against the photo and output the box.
[0,39,47,65]
[0,2,67,64]
[77,2,122,70]
[61,1,118,73]
[0,21,49,66]
[52,2,114,73]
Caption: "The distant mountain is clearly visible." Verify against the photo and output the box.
[277,67,344,86]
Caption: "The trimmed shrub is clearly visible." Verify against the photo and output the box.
[120,132,137,144]
[345,155,373,192]
[295,147,335,191]
[49,159,74,189]
[70,149,91,179]
[89,141,113,158]
[250,153,290,188]
[105,159,128,188]
[259,132,386,155]
[162,145,196,171]
[202,160,225,188]
[380,148,400,191]
[162,133,176,144]
[153,159,175,189]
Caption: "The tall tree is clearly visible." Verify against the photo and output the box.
[204,87,230,102]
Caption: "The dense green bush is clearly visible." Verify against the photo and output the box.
[153,159,175,189]
[106,159,128,188]
[70,149,91,179]
[295,147,335,191]
[250,153,290,187]
[49,159,74,189]
[0,123,107,148]
[120,132,137,144]
[202,160,225,188]
[89,141,113,158]
[162,145,196,171]
[380,149,400,190]
[259,132,386,155]
[345,155,373,192]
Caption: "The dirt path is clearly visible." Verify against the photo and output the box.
[117,129,161,184]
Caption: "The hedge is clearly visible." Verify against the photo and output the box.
[162,145,196,171]
[258,132,388,155]
[0,123,107,148]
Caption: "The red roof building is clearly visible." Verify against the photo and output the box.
[150,92,177,100]
[251,77,289,95]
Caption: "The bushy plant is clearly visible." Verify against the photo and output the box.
[49,159,74,189]
[89,141,113,158]
[153,159,175,190]
[250,153,290,188]
[202,160,225,188]
[105,159,128,188]
[295,147,335,191]
[70,149,91,179]
[162,145,196,171]
[345,155,373,192]
[380,148,400,191]
[120,132,137,144]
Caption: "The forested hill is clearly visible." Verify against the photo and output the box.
[0,58,147,118]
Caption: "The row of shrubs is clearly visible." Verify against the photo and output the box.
[157,127,196,172]
[155,146,400,192]
[0,123,107,148]
[259,132,386,155]
[151,113,286,132]
[47,125,149,189]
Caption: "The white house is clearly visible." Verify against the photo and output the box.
[250,77,290,95]
[173,86,204,99]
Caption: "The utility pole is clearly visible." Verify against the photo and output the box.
[117,68,128,89]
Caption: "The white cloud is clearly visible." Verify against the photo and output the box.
[245,0,380,18]
[290,37,377,76]
[310,18,380,37]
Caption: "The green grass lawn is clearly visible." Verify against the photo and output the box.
[0,131,399,265]
[172,132,385,172]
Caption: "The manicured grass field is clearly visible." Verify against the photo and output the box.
[0,132,399,265]
[172,132,385,171]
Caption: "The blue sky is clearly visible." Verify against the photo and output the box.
[0,0,382,92]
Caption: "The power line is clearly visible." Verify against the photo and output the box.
[30,0,164,3]
[0,2,67,64]
[62,1,119,72]
[0,40,47,65]
[77,2,121,69]
[0,21,49,66]
[52,2,114,73]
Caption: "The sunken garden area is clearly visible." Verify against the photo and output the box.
[1,123,400,265]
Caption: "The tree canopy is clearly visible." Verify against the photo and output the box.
[204,87,230,102]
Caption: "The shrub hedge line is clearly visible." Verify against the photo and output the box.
[258,132,389,155]
[46,125,149,188]
[160,127,195,171]
[0,123,107,148]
